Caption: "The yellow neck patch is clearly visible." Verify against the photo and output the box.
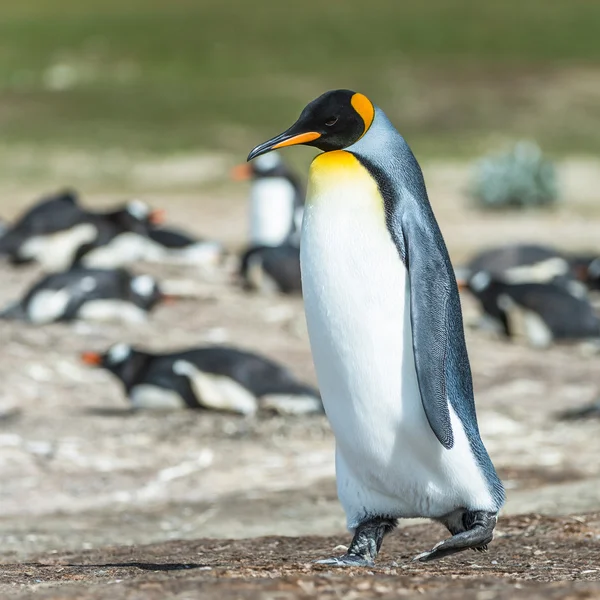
[351,93,375,138]
[308,150,384,215]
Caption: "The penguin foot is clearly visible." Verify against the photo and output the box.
[414,510,497,563]
[315,554,374,568]
[316,516,397,568]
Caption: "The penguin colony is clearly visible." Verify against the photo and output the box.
[0,187,321,415]
[2,89,600,566]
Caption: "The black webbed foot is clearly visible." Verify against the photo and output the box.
[414,510,497,562]
[316,516,397,567]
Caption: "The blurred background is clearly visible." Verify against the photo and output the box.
[1,0,600,585]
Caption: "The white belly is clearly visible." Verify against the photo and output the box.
[249,178,295,246]
[20,224,98,272]
[301,151,493,527]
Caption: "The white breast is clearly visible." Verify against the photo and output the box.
[77,300,148,324]
[249,178,295,246]
[19,224,98,272]
[301,154,493,527]
[81,232,151,268]
[172,360,258,416]
[130,384,187,410]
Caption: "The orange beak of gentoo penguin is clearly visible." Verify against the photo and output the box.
[230,163,253,181]
[149,209,167,225]
[81,351,102,366]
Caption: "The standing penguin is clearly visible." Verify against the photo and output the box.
[248,90,504,564]
[232,151,305,246]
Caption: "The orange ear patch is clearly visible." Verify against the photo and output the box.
[351,93,375,136]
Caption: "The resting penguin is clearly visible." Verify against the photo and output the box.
[81,343,323,415]
[247,90,504,564]
[0,189,86,262]
[71,200,165,269]
[232,151,305,247]
[137,226,224,267]
[0,268,163,324]
[239,243,301,295]
[461,271,600,348]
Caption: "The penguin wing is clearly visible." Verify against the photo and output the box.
[400,209,476,450]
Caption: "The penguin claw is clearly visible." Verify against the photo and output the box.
[315,554,375,568]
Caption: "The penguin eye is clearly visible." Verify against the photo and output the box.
[324,116,338,127]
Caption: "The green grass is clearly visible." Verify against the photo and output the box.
[0,0,599,162]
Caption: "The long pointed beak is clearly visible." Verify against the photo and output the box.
[247,130,320,162]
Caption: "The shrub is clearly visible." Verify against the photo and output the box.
[471,141,558,209]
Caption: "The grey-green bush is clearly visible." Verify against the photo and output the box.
[471,141,559,209]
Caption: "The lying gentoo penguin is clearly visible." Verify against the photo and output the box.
[557,399,600,421]
[71,199,165,269]
[1,195,164,271]
[461,271,600,347]
[232,151,305,246]
[137,226,224,266]
[0,189,85,262]
[81,343,322,415]
[239,243,301,295]
[0,268,163,324]
[247,90,504,564]
[458,244,574,288]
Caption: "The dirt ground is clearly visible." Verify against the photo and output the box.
[1,160,600,598]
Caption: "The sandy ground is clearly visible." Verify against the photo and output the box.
[1,159,600,598]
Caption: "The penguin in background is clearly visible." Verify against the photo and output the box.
[247,90,504,564]
[81,343,323,415]
[0,268,164,324]
[0,189,85,262]
[71,199,165,269]
[232,151,305,247]
[233,153,304,294]
[460,270,600,348]
[139,226,224,267]
[239,243,301,295]
[0,194,164,272]
[461,244,569,284]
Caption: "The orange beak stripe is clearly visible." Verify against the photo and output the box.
[272,131,321,149]
[456,279,468,291]
[81,351,102,366]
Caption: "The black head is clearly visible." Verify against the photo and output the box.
[128,274,163,309]
[247,89,375,161]
[106,200,165,234]
[81,343,150,390]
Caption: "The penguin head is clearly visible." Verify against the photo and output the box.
[81,343,149,389]
[107,200,165,234]
[129,274,163,309]
[247,89,375,160]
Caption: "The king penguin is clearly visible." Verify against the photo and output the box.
[248,90,505,565]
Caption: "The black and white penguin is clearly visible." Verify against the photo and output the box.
[0,189,86,263]
[0,268,163,324]
[247,90,504,564]
[557,400,600,421]
[458,244,575,288]
[239,243,301,295]
[81,343,322,415]
[137,226,224,267]
[461,270,600,347]
[0,194,164,271]
[232,151,305,246]
[71,199,164,269]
